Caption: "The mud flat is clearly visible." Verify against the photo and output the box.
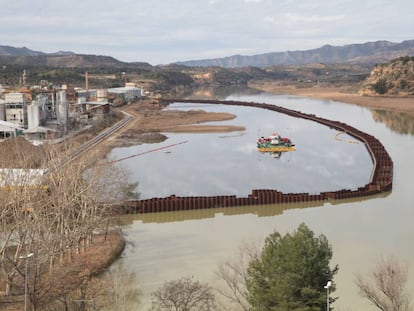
[106,101,245,148]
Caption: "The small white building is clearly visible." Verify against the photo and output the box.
[107,86,141,101]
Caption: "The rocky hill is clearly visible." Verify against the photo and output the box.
[360,56,414,96]
[176,40,414,68]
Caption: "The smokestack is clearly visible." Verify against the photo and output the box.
[85,71,89,91]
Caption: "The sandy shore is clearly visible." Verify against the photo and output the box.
[249,81,414,115]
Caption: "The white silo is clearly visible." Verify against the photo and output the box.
[57,90,66,105]
[36,94,49,121]
[57,91,68,125]
[96,89,108,102]
[27,102,40,130]
[0,101,5,121]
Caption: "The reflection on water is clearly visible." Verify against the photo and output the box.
[111,102,373,199]
[117,191,391,225]
[371,109,414,134]
[175,86,261,100]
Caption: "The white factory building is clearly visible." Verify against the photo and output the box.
[107,86,141,101]
[0,91,69,140]
[3,93,28,128]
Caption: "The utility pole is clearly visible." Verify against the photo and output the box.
[19,252,34,311]
[324,281,332,311]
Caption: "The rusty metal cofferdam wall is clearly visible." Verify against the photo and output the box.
[124,99,393,214]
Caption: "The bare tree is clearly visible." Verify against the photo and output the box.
[356,256,412,311]
[151,277,216,311]
[0,139,136,309]
[215,239,260,311]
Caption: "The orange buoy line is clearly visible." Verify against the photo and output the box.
[102,140,189,165]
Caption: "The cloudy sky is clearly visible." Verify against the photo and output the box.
[1,0,413,65]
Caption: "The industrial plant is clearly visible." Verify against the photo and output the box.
[0,74,142,143]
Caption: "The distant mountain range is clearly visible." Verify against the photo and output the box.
[0,45,74,57]
[175,40,414,68]
[0,45,151,68]
[1,40,414,69]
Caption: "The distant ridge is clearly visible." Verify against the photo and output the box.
[0,45,46,56]
[175,40,414,68]
[0,45,151,68]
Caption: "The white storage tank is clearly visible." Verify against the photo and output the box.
[57,90,66,105]
[57,101,68,125]
[0,100,5,121]
[56,91,68,125]
[27,102,40,130]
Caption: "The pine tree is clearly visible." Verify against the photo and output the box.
[246,223,338,310]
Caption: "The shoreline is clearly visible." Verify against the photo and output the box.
[248,81,414,115]
[105,100,245,148]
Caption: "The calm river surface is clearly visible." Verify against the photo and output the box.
[110,91,414,311]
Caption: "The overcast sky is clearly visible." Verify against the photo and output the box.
[1,0,413,65]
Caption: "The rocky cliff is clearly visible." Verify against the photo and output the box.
[360,56,414,96]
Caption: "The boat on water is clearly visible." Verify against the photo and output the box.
[257,133,296,153]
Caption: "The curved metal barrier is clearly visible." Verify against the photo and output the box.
[120,99,392,214]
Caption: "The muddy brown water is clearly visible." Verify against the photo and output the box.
[109,92,414,311]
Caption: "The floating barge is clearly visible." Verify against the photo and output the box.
[257,133,296,153]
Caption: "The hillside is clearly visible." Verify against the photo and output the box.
[0,45,45,56]
[176,40,414,68]
[0,45,151,69]
[360,56,414,96]
[0,54,152,69]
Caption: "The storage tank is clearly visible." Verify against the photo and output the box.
[57,90,66,105]
[57,101,68,125]
[0,101,5,121]
[96,89,108,102]
[27,102,40,130]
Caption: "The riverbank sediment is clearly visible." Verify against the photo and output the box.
[249,81,414,115]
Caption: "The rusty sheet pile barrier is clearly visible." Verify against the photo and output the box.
[121,99,393,214]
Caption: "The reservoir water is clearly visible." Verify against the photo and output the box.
[110,91,414,310]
